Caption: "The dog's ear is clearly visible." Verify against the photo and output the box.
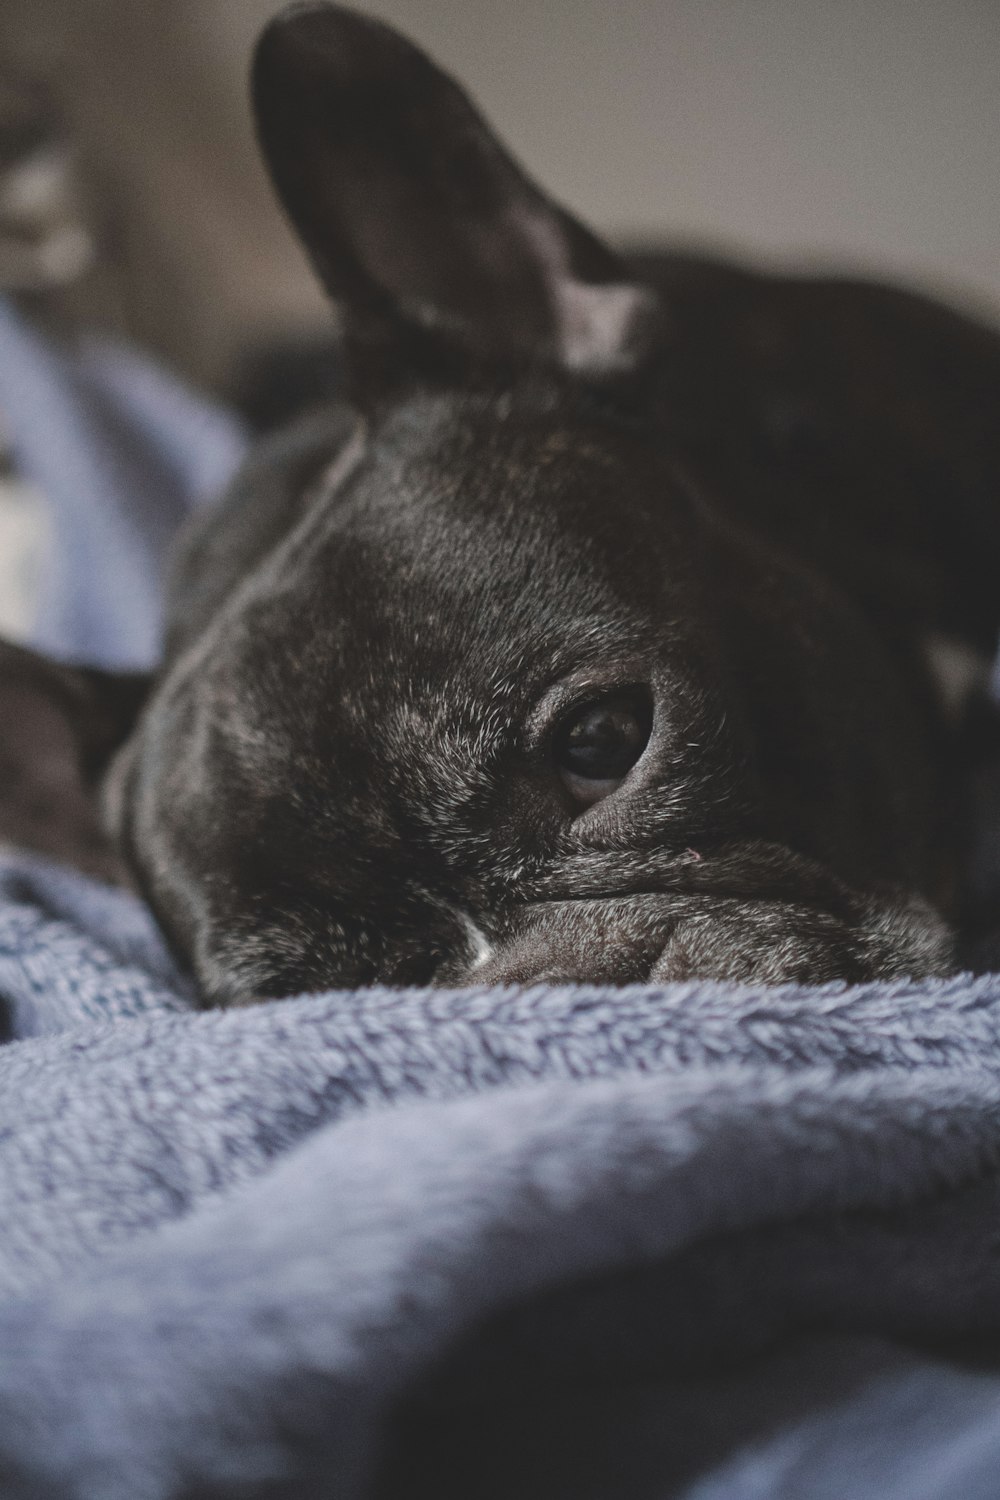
[0,640,149,882]
[252,3,658,385]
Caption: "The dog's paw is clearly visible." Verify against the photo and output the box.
[648,892,952,985]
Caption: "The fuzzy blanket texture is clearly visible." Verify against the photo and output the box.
[2,298,1000,1499]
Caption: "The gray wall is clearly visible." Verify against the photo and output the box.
[203,0,1000,317]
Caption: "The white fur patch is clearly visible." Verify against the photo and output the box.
[516,205,657,374]
[455,910,494,970]
[553,278,659,374]
[923,633,992,721]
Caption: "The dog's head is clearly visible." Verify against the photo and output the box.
[3,4,954,999]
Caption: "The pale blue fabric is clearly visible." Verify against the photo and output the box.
[2,302,1000,1499]
[0,299,246,667]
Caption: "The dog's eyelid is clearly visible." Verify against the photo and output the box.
[524,662,653,745]
[560,771,629,809]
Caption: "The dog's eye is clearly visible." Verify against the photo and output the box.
[554,691,652,806]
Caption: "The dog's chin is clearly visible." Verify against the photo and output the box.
[432,890,954,990]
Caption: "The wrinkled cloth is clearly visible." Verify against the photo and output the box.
[2,302,1000,1499]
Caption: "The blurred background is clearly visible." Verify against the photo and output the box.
[0,0,997,388]
[0,0,997,634]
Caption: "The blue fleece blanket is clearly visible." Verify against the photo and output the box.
[2,298,1000,1500]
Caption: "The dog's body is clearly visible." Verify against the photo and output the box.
[4,3,1000,1003]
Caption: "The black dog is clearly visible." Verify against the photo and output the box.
[3,1,1000,1004]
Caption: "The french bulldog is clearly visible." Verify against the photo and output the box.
[3,1,1000,1005]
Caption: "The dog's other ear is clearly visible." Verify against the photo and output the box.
[252,3,658,384]
[0,641,149,882]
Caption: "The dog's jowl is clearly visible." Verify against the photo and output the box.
[7,2,1000,1001]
